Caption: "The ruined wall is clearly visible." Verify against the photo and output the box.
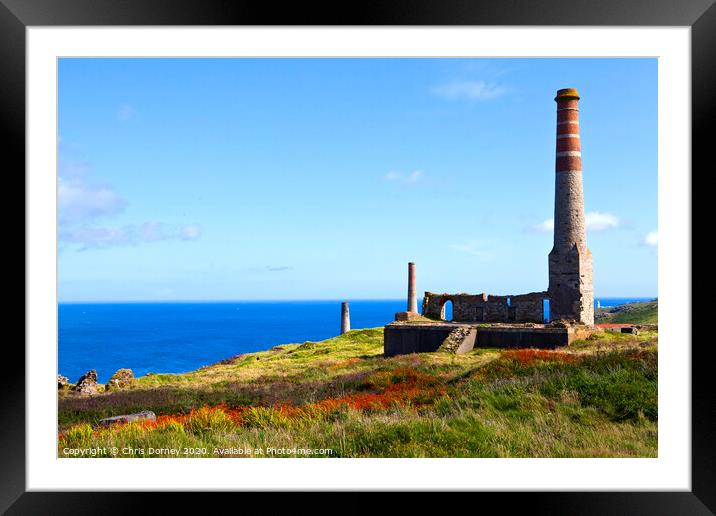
[384,324,456,356]
[384,323,583,356]
[422,291,546,323]
[511,293,548,323]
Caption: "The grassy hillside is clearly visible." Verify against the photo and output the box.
[58,328,657,458]
[595,299,658,324]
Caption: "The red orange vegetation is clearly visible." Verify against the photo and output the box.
[501,349,580,365]
[315,368,445,411]
[60,368,448,440]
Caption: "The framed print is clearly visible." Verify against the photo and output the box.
[3,0,711,512]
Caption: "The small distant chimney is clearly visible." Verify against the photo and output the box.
[407,262,417,313]
[341,302,350,334]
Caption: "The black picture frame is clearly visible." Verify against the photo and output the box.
[3,0,709,513]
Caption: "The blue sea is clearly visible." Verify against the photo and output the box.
[58,297,654,383]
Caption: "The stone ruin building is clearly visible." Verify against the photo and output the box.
[385,88,595,355]
[421,291,547,324]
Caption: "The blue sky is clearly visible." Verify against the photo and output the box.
[58,58,657,302]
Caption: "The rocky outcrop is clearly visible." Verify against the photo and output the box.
[58,375,69,389]
[105,368,134,391]
[73,370,99,395]
[99,411,156,427]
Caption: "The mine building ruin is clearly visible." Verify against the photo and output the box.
[384,88,596,355]
[421,291,548,324]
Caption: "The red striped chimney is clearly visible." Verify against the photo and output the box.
[548,87,594,325]
[553,87,587,251]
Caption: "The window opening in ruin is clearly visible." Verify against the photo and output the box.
[507,297,511,306]
[543,299,550,323]
[443,300,453,321]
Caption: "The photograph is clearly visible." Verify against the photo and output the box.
[0,0,711,505]
[4,3,708,508]
[56,57,659,459]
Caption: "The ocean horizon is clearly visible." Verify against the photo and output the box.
[59,297,655,383]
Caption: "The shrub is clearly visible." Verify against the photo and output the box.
[186,406,236,434]
[242,406,293,429]
[62,423,93,448]
[158,420,186,434]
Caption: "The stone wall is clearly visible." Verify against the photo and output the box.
[421,291,547,323]
[384,324,457,356]
[384,322,586,355]
[511,293,548,322]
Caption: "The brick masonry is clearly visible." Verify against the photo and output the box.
[407,262,417,313]
[548,88,594,325]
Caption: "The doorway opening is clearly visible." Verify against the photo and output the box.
[443,300,453,321]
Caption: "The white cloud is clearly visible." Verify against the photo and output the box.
[384,170,423,185]
[532,211,620,233]
[533,219,555,232]
[431,80,508,101]
[585,212,620,231]
[58,158,203,250]
[58,176,128,225]
[59,225,132,249]
[644,230,658,247]
[60,223,203,250]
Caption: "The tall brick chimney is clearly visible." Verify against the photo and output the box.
[548,88,594,325]
[407,262,417,313]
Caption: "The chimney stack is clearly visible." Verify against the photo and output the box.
[407,262,417,313]
[547,88,594,325]
[340,302,350,334]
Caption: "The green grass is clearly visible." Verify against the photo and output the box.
[595,299,658,324]
[58,327,658,458]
